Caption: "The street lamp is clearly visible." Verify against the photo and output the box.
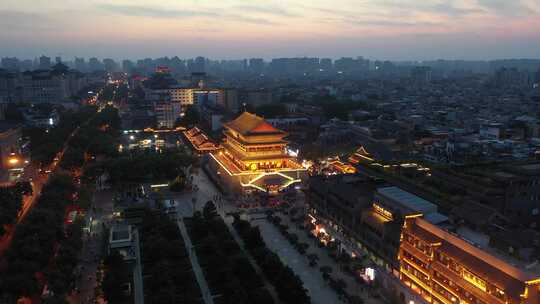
[7,153,21,166]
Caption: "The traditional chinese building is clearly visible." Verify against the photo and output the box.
[207,112,306,194]
[399,216,540,304]
[183,127,220,154]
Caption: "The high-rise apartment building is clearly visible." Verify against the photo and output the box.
[168,88,194,106]
[122,60,134,73]
[103,58,118,72]
[74,57,86,72]
[411,66,432,85]
[249,58,264,74]
[0,70,19,102]
[153,92,181,129]
[20,64,86,103]
[191,56,206,73]
[320,58,333,71]
[39,55,51,70]
[1,57,19,71]
[88,57,102,72]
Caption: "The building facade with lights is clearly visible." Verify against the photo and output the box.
[183,127,220,154]
[399,216,540,304]
[0,122,23,182]
[304,177,540,304]
[207,112,306,194]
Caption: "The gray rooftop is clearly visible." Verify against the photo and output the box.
[110,224,132,242]
[377,186,438,214]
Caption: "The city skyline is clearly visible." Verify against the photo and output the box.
[1,0,540,61]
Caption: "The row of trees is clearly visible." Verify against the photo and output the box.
[186,204,274,304]
[0,105,119,301]
[0,175,77,300]
[59,105,121,171]
[26,106,97,167]
[101,251,131,304]
[100,83,129,103]
[139,210,202,303]
[267,214,311,255]
[0,181,32,236]
[102,149,195,191]
[232,216,310,304]
[175,106,200,128]
[43,218,85,303]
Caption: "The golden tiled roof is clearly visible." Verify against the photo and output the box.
[224,112,284,135]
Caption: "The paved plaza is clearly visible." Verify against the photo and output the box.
[255,219,346,304]
[150,168,388,304]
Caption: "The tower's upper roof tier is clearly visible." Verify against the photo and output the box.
[224,112,286,136]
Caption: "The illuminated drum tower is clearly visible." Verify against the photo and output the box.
[208,112,306,194]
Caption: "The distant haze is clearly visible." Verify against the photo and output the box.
[1,0,540,61]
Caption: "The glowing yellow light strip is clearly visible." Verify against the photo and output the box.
[401,258,430,278]
[245,171,295,184]
[241,183,266,192]
[150,184,169,188]
[209,153,234,176]
[405,213,424,219]
[400,268,432,294]
[236,167,306,176]
[431,278,461,304]
[430,287,455,304]
[525,278,540,285]
[240,171,302,192]
[356,154,374,161]
[282,178,302,188]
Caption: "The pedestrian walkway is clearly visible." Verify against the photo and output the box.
[177,219,214,304]
[255,219,346,304]
[272,213,384,304]
[132,229,144,304]
[222,217,282,304]
[192,169,359,304]
[73,190,113,304]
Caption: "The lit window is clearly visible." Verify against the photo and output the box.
[462,269,487,292]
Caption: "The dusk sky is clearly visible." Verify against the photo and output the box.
[1,0,540,61]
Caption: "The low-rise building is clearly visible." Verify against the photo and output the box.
[0,122,22,182]
[108,224,144,304]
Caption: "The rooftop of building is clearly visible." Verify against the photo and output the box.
[110,224,132,243]
[377,186,437,214]
[308,175,375,207]
[443,221,540,273]
[0,121,20,133]
[223,112,286,136]
[415,216,540,279]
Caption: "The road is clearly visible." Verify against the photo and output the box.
[70,190,114,304]
[177,219,214,304]
[0,125,81,256]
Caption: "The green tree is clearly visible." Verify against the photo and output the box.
[176,106,199,127]
[169,175,186,192]
[0,186,23,235]
[102,251,130,303]
[42,295,69,304]
[203,201,218,220]
[255,104,287,118]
